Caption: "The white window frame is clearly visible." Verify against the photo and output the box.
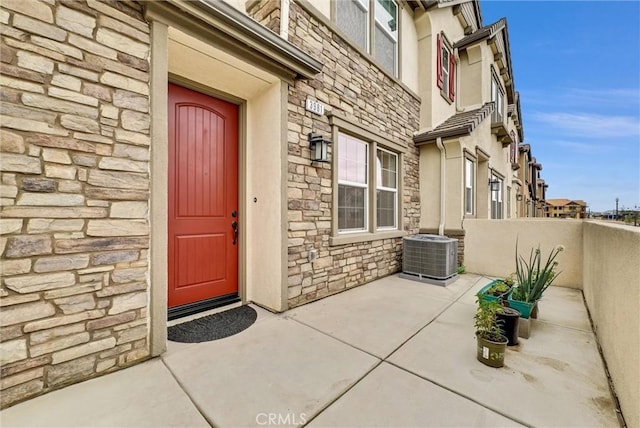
[491,71,505,123]
[373,0,398,75]
[337,134,369,233]
[464,157,475,215]
[491,173,504,219]
[441,44,450,96]
[334,0,399,77]
[376,147,398,230]
[329,115,405,246]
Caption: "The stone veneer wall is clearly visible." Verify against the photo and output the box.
[268,3,422,307]
[0,0,151,408]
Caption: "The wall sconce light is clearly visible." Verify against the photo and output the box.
[308,132,332,163]
[489,179,500,192]
[516,194,523,201]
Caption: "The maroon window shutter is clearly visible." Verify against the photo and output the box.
[436,34,443,89]
[448,54,456,100]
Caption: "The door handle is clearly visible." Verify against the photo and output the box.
[231,220,238,245]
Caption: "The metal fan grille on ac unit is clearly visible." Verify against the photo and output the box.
[402,234,458,280]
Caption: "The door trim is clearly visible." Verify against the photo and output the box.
[148,20,248,356]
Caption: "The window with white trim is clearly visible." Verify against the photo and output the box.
[376,148,397,229]
[338,134,369,232]
[335,0,398,76]
[437,33,456,102]
[491,72,504,123]
[464,158,474,215]
[336,132,400,234]
[491,174,503,219]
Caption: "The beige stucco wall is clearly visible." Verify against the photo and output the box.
[458,44,482,108]
[418,144,441,230]
[583,221,640,428]
[424,7,465,130]
[464,219,584,287]
[401,7,419,94]
[245,82,285,311]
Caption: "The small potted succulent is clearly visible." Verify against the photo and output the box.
[508,242,564,318]
[476,277,513,304]
[474,298,508,368]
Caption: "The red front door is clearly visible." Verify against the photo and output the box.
[168,83,239,308]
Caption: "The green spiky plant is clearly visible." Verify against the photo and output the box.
[511,240,564,303]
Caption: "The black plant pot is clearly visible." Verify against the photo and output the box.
[497,307,521,346]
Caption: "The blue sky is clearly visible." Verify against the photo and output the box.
[481,1,640,212]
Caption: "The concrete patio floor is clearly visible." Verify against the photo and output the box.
[0,274,621,427]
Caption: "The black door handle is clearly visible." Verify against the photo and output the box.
[231,220,238,245]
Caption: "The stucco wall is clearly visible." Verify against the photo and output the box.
[464,219,583,287]
[583,221,640,428]
[0,0,151,408]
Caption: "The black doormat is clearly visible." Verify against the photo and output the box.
[168,305,258,343]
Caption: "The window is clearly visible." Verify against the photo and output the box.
[491,73,504,123]
[338,134,369,232]
[335,0,398,76]
[437,33,456,102]
[507,186,511,218]
[336,131,400,235]
[464,158,474,215]
[336,0,369,51]
[491,174,503,219]
[374,0,398,75]
[376,148,397,228]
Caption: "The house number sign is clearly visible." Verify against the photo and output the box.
[305,98,325,116]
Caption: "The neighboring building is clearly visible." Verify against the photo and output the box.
[412,5,524,263]
[0,0,538,408]
[546,199,588,219]
[516,143,547,217]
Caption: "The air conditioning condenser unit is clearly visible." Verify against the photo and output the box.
[401,234,458,286]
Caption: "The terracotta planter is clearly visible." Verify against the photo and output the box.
[476,333,508,368]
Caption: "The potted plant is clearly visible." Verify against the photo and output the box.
[474,298,508,368]
[508,242,564,318]
[496,306,520,346]
[477,278,512,304]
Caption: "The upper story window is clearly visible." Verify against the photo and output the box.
[437,33,455,102]
[335,0,398,76]
[491,72,505,123]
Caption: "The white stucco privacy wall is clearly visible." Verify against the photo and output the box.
[464,219,583,288]
[582,221,639,428]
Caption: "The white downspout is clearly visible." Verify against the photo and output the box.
[454,47,461,112]
[436,137,446,236]
[280,0,290,39]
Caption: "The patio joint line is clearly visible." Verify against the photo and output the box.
[384,360,532,428]
[301,360,385,427]
[160,357,216,428]
[379,275,488,360]
[284,315,384,360]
